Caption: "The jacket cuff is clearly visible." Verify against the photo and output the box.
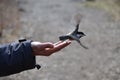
[21,40,41,70]
[21,40,36,70]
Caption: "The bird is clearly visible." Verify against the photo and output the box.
[59,14,88,49]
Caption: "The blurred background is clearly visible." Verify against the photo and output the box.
[0,0,120,80]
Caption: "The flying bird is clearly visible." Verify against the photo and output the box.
[59,14,88,49]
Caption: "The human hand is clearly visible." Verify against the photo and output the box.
[31,40,71,56]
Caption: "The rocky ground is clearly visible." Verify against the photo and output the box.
[0,0,120,80]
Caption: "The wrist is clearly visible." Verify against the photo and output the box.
[31,41,42,56]
[31,42,37,56]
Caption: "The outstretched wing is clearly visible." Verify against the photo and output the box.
[73,24,79,33]
[78,40,88,49]
[70,34,88,49]
[77,40,88,49]
[74,13,82,25]
[73,13,82,33]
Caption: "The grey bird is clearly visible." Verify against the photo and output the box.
[59,14,88,49]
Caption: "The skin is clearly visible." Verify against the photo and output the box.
[31,40,71,56]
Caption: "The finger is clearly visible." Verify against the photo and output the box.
[54,40,71,45]
[54,41,62,45]
[49,40,71,53]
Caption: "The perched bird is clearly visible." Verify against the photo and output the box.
[59,14,88,49]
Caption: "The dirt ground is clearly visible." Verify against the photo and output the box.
[1,0,120,80]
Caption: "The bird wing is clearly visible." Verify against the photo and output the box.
[74,13,82,25]
[78,40,88,49]
[70,35,88,49]
[73,13,82,33]
[73,24,79,33]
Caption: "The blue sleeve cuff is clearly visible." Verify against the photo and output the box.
[19,40,41,70]
[21,40,36,70]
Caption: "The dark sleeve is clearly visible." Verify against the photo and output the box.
[0,40,36,77]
